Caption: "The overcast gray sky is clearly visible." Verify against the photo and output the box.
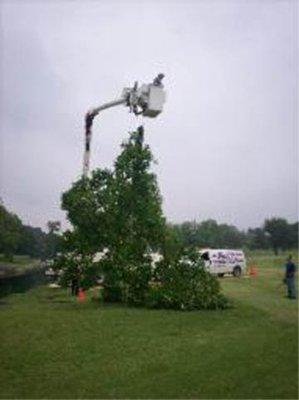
[0,0,298,231]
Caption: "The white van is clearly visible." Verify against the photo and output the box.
[199,249,246,277]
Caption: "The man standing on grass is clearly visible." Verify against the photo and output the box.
[284,255,297,299]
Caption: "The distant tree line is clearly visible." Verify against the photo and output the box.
[0,201,61,261]
[169,218,298,255]
[0,201,297,261]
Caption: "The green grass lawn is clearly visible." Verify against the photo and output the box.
[0,254,297,399]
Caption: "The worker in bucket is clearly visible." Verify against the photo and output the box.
[283,255,297,299]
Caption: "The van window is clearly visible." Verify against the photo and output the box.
[201,252,210,261]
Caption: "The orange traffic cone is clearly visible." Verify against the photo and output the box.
[77,288,85,302]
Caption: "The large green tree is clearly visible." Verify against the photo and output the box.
[246,227,269,250]
[17,225,48,258]
[264,218,291,254]
[0,202,23,261]
[61,127,166,303]
[44,220,62,259]
[108,127,165,304]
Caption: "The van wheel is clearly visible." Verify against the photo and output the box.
[218,273,224,278]
[233,266,242,277]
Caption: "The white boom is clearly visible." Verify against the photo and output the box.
[83,74,166,177]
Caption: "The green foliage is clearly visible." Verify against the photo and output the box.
[17,225,47,258]
[47,221,61,234]
[112,128,166,253]
[0,202,62,260]
[122,258,152,306]
[45,220,62,259]
[100,254,153,305]
[53,251,98,290]
[264,218,295,254]
[289,222,299,249]
[246,227,270,250]
[148,249,228,310]
[106,128,165,305]
[171,219,246,249]
[0,202,23,260]
[62,169,115,253]
[161,224,184,263]
[170,218,298,253]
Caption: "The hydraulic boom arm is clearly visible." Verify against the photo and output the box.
[82,74,166,177]
[83,98,127,177]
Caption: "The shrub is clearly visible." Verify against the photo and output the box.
[100,253,152,306]
[147,249,228,310]
[121,258,152,306]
